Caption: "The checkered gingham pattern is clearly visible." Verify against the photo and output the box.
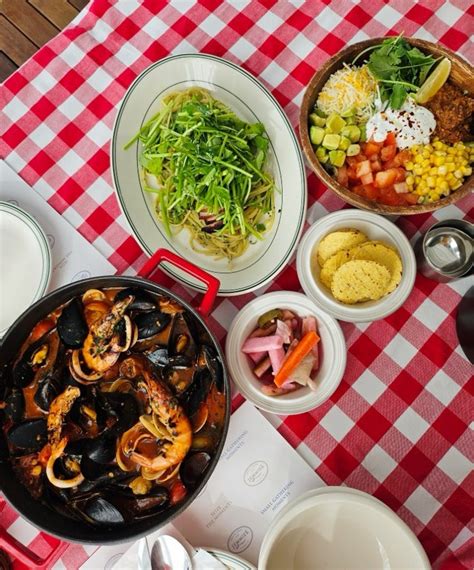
[1,1,473,568]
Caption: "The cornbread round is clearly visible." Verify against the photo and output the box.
[350,241,403,294]
[317,229,367,267]
[320,248,352,288]
[331,260,391,304]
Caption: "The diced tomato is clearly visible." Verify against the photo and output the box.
[351,184,365,197]
[30,318,55,343]
[361,172,374,185]
[393,168,406,182]
[355,160,371,178]
[364,141,381,157]
[346,156,359,168]
[170,480,187,505]
[392,149,411,167]
[355,153,368,163]
[336,165,349,186]
[347,166,358,181]
[375,169,398,188]
[363,184,379,200]
[370,159,382,172]
[381,145,396,162]
[403,192,420,205]
[379,187,402,206]
[385,132,396,146]
[394,182,408,194]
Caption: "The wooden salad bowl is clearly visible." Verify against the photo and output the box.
[299,38,474,215]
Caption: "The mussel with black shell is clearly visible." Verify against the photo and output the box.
[0,285,227,531]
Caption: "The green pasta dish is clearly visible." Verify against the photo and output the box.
[125,88,276,261]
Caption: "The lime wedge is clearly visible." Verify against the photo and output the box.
[415,58,451,104]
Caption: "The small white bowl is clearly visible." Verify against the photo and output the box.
[296,210,416,323]
[225,291,346,415]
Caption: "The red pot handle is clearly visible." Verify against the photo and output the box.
[138,248,220,317]
[0,526,68,569]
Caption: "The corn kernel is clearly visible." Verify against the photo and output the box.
[406,175,415,186]
[406,161,414,170]
[454,170,464,179]
[427,176,436,188]
[462,166,472,176]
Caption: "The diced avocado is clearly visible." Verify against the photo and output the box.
[310,126,325,145]
[326,113,346,134]
[347,144,361,156]
[309,113,326,127]
[315,146,328,164]
[313,108,327,118]
[341,125,361,143]
[341,108,355,118]
[359,124,367,142]
[329,150,346,167]
[339,136,351,151]
[322,134,341,150]
[345,116,356,125]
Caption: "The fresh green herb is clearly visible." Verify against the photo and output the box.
[354,35,439,109]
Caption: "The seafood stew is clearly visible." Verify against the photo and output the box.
[0,282,228,537]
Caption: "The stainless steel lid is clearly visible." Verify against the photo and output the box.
[423,227,473,277]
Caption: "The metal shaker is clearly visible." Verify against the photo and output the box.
[415,219,473,282]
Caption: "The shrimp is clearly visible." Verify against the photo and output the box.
[71,297,134,380]
[46,386,85,488]
[118,358,192,472]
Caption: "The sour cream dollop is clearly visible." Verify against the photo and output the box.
[366,98,436,149]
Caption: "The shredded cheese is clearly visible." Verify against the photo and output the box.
[317,65,376,121]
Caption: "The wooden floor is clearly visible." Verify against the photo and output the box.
[0,0,89,82]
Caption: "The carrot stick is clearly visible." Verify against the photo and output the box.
[274,331,320,387]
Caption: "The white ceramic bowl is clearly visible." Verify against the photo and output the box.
[296,210,416,323]
[225,291,346,415]
[259,486,430,570]
[111,54,307,296]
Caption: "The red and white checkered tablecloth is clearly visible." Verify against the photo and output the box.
[1,1,473,568]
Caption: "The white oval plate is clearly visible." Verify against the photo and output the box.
[111,54,307,296]
[296,210,416,322]
[0,202,51,337]
[225,291,346,415]
[259,486,430,570]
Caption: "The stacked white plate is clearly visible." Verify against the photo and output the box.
[259,487,430,569]
[0,202,51,336]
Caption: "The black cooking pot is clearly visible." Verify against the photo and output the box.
[0,249,230,557]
